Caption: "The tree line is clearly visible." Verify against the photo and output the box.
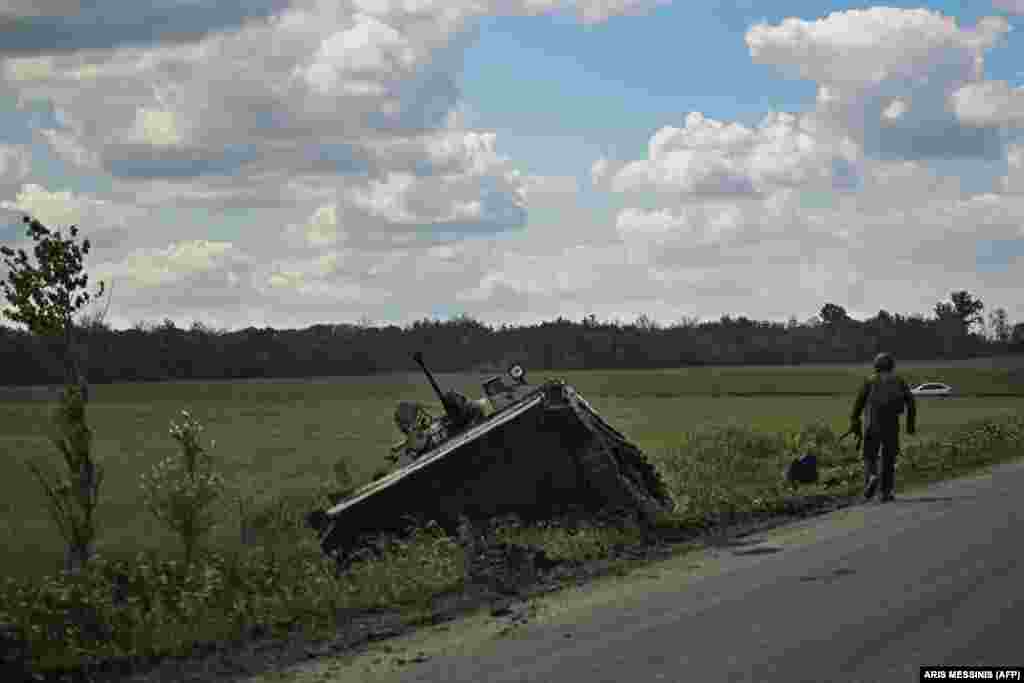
[1,294,1021,386]
[2,215,1021,387]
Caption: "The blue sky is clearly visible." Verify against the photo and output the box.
[0,1,1022,331]
[462,2,1020,187]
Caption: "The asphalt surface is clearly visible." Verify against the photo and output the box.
[379,460,1024,683]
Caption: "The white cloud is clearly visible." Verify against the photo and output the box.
[881,98,909,121]
[747,8,1011,160]
[590,157,611,187]
[80,237,265,329]
[0,144,31,191]
[3,4,1024,331]
[295,13,419,96]
[107,176,300,210]
[96,240,237,289]
[573,0,669,24]
[36,128,101,169]
[745,9,1005,86]
[345,172,485,225]
[951,80,1024,127]
[0,0,660,169]
[0,2,556,252]
[606,110,860,200]
[425,130,505,176]
[579,7,1024,324]
[0,183,148,250]
[265,249,351,293]
[132,107,187,147]
[519,174,578,202]
[3,55,55,82]
[455,243,638,309]
[616,204,742,249]
[293,203,344,247]
[999,143,1024,193]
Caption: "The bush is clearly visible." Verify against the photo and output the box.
[140,410,226,566]
[26,384,105,573]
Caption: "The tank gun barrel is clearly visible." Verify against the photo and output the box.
[411,351,460,422]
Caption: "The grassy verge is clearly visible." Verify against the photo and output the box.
[3,364,1021,579]
[2,413,1022,680]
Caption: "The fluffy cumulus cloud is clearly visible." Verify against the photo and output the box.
[3,4,1024,330]
[0,0,681,330]
[951,80,1024,127]
[1,1,664,164]
[603,110,861,198]
[0,2,578,231]
[583,7,1024,325]
[746,8,1014,160]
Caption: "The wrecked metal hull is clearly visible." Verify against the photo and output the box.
[316,380,672,557]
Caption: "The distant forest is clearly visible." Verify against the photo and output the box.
[1,292,1021,386]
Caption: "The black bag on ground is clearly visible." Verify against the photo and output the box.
[785,453,819,486]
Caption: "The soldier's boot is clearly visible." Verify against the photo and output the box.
[864,474,879,501]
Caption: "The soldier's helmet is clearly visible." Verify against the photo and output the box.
[873,352,895,372]
[394,401,422,435]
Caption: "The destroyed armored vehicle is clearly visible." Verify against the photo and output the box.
[307,352,673,562]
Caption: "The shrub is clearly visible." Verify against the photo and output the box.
[140,410,226,566]
[25,384,106,574]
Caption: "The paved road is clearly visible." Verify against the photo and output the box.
[377,460,1024,683]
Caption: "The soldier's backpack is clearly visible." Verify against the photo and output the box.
[867,373,906,417]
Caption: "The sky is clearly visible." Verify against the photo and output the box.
[0,0,1023,332]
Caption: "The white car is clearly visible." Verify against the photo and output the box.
[911,382,954,397]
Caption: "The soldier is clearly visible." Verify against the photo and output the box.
[849,352,916,502]
[390,401,433,468]
[443,390,489,426]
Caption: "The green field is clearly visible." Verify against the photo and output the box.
[2,362,1022,579]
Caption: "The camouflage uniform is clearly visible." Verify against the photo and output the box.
[850,353,916,502]
[390,401,433,467]
[389,396,490,469]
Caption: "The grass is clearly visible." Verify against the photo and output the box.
[0,363,1022,577]
[0,361,1022,677]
